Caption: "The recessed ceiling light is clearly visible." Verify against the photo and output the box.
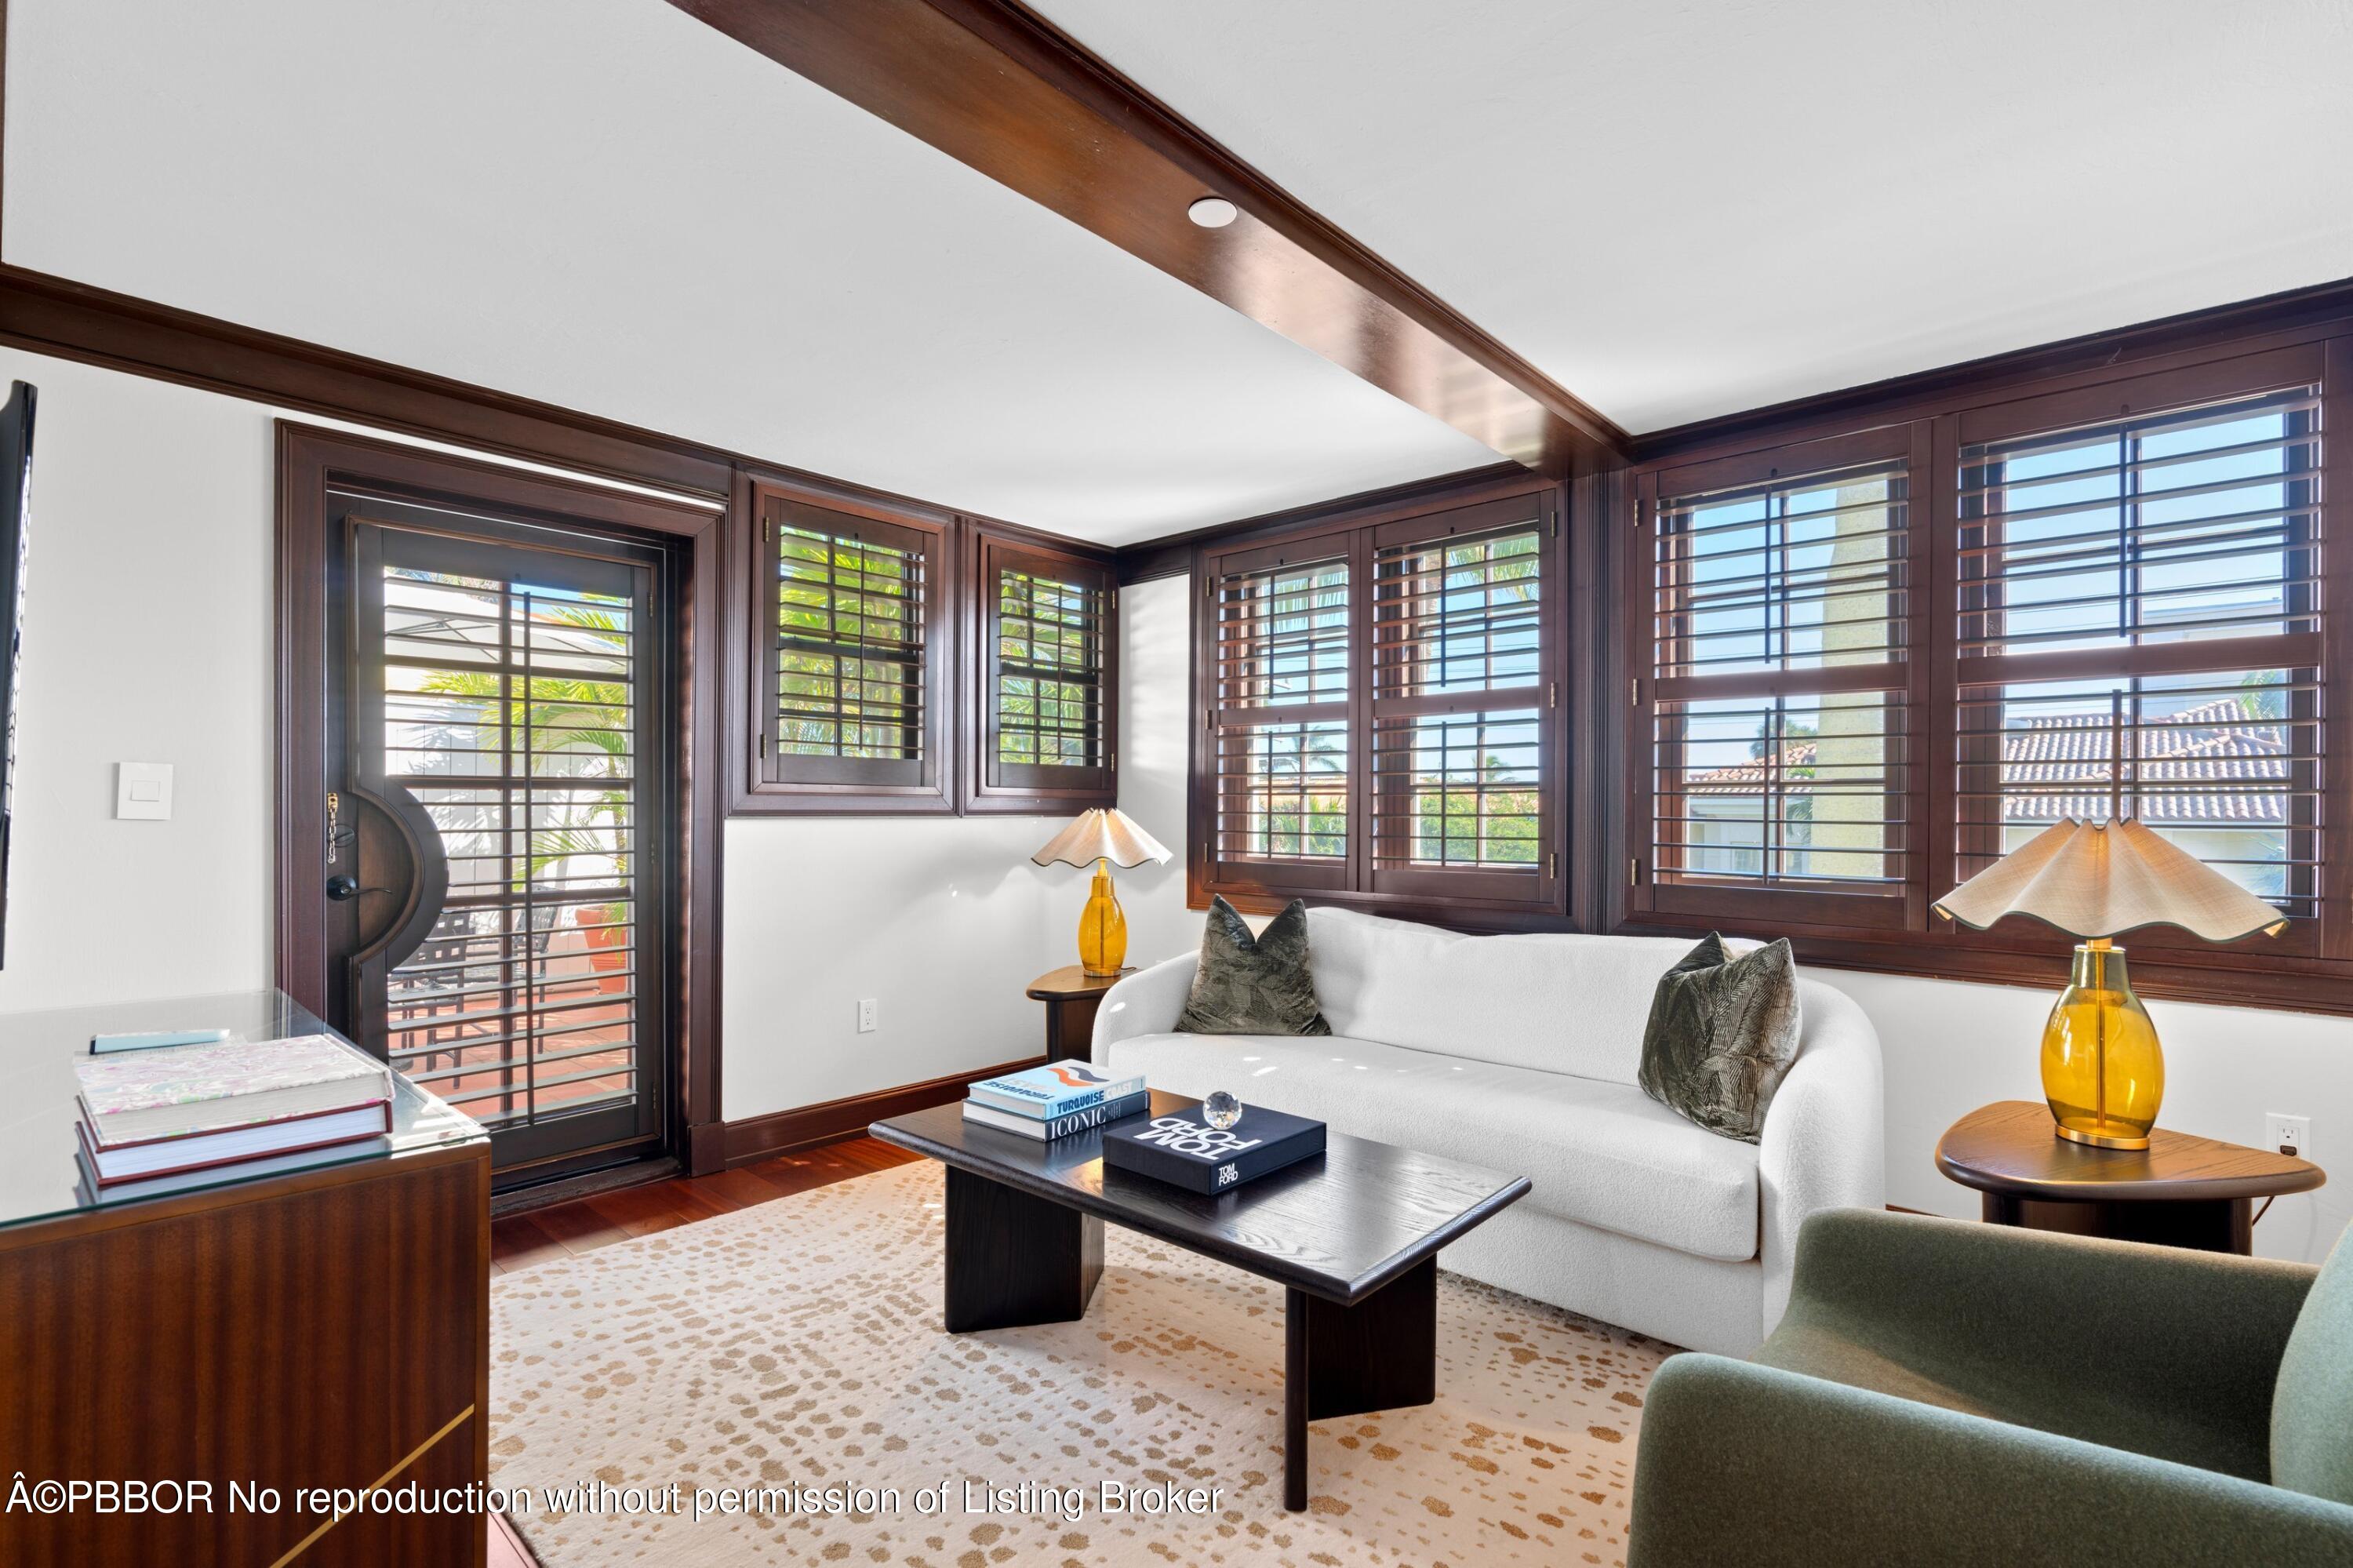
[1187,197,1238,229]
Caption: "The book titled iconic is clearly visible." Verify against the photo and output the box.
[962,1090,1149,1141]
[1100,1102,1326,1194]
[966,1062,1145,1121]
[74,1034,394,1186]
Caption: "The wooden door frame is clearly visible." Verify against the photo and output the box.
[275,423,728,1175]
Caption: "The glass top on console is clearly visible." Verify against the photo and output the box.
[0,988,486,1232]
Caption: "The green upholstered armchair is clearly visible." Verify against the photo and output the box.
[1628,1209,2353,1566]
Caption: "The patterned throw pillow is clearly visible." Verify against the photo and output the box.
[1174,897,1331,1036]
[1637,933,1802,1143]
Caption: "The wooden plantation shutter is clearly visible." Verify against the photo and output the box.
[1192,483,1567,915]
[1369,494,1559,905]
[1954,347,2328,954]
[1203,535,1355,893]
[1640,427,1926,930]
[758,488,948,807]
[972,533,1115,809]
[366,527,664,1147]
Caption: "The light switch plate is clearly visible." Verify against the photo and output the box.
[115,762,174,820]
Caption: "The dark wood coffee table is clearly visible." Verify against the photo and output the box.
[872,1090,1529,1512]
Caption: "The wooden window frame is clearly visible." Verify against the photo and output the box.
[1197,525,1361,899]
[1367,496,1562,908]
[1189,479,1567,922]
[735,475,955,816]
[1162,290,2353,1013]
[1941,346,2332,966]
[1617,333,2353,1013]
[1631,424,1933,937]
[963,528,1118,813]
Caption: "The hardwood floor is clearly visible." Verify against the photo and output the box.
[489,1134,920,1275]
[483,1133,921,1563]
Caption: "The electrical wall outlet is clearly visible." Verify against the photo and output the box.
[856,998,878,1034]
[2267,1113,2311,1159]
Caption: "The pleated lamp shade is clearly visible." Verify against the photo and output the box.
[1030,807,1172,870]
[1933,817,2287,943]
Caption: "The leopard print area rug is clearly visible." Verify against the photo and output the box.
[489,1162,1666,1566]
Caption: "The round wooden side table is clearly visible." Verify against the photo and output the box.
[1026,965,1133,1063]
[1934,1100,2325,1254]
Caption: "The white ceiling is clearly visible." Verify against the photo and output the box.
[0,0,1494,544]
[1038,0,2353,434]
[10,2,2348,539]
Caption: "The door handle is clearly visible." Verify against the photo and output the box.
[325,875,394,901]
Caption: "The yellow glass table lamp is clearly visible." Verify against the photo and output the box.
[1933,814,2286,1151]
[1031,809,1173,977]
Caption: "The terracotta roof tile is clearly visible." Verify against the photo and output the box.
[1689,697,2291,824]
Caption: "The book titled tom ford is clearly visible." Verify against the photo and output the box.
[1100,1103,1326,1195]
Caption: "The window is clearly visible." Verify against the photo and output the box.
[736,486,1119,817]
[969,533,1115,810]
[1955,366,2324,947]
[753,486,949,809]
[1195,487,1562,914]
[1369,515,1551,900]
[1638,430,1922,929]
[1206,540,1353,890]
[1626,337,2348,1006]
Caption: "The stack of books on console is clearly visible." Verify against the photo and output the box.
[962,1062,1147,1141]
[73,1034,396,1195]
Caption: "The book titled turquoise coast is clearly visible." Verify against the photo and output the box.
[961,1091,1148,1141]
[965,1062,1146,1120]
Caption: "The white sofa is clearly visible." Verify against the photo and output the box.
[1095,906,1884,1356]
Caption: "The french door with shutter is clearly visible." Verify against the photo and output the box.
[330,500,675,1176]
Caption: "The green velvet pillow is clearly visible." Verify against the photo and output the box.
[1637,933,1802,1144]
[1174,897,1331,1036]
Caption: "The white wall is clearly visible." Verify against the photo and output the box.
[715,576,1209,1119]
[718,816,1075,1119]
[0,348,276,1012]
[1110,575,1195,971]
[1114,571,2353,1266]
[0,347,1089,1128]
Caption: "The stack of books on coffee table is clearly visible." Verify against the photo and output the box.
[73,1033,395,1192]
[1100,1102,1326,1193]
[962,1063,1147,1141]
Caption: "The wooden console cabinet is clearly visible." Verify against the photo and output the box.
[0,1133,490,1567]
[0,995,490,1567]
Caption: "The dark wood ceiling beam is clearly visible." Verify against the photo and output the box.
[666,0,1631,477]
